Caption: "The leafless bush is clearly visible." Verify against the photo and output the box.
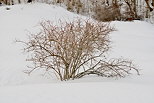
[18,19,139,81]
[93,4,122,22]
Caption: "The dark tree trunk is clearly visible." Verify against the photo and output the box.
[145,0,153,11]
[27,0,32,3]
[152,0,154,6]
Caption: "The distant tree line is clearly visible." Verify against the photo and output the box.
[1,0,154,22]
[52,0,154,21]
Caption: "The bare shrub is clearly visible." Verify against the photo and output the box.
[93,4,122,22]
[66,0,83,14]
[18,19,139,81]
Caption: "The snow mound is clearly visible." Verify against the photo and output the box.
[0,3,154,87]
[0,3,87,86]
[0,2,154,103]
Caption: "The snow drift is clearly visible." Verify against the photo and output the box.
[0,3,154,103]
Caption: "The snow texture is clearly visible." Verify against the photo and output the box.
[0,3,154,103]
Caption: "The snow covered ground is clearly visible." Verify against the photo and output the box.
[0,3,154,103]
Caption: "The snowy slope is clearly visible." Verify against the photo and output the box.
[0,3,154,103]
[0,3,86,85]
[0,82,154,103]
[110,21,154,84]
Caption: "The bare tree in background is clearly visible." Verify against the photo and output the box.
[145,0,153,11]
[0,0,14,5]
[123,0,138,19]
